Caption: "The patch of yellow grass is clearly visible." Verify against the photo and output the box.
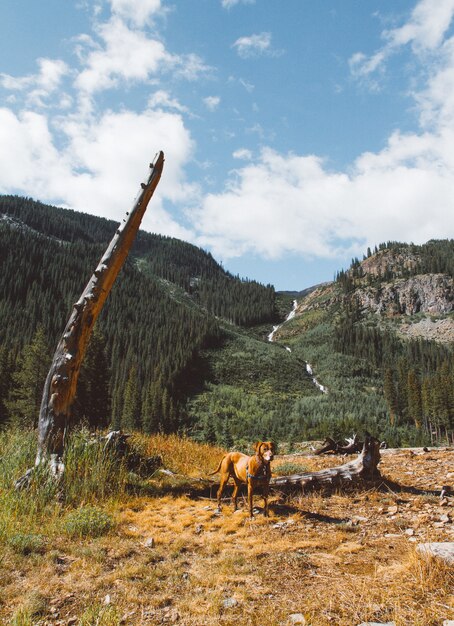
[131,433,226,476]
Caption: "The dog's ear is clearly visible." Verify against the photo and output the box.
[270,441,276,453]
[253,441,262,453]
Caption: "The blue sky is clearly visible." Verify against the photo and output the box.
[1,0,454,290]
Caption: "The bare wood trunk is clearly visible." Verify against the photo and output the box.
[271,435,381,492]
[313,437,338,455]
[17,152,164,487]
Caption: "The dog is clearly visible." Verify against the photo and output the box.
[209,441,275,517]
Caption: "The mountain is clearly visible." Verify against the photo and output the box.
[0,195,313,438]
[0,195,453,447]
[270,242,454,446]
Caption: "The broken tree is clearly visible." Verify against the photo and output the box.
[271,435,381,492]
[16,152,164,488]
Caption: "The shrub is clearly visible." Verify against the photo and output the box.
[273,462,309,476]
[63,506,114,538]
[7,532,46,555]
[78,604,121,626]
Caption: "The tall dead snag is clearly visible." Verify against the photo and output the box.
[271,435,381,493]
[17,152,164,488]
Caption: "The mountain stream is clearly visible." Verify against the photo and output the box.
[268,299,328,394]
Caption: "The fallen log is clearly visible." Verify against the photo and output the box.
[337,433,363,455]
[271,434,381,492]
[313,437,338,455]
[314,433,363,455]
[16,153,164,489]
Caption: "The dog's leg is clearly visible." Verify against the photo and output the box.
[231,476,242,511]
[247,480,254,517]
[216,472,230,511]
[263,486,269,517]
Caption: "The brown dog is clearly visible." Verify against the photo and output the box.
[209,441,275,517]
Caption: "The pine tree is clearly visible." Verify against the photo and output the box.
[383,368,398,426]
[8,326,51,427]
[407,369,422,429]
[122,366,141,431]
[76,328,111,429]
[0,346,13,425]
[142,380,161,434]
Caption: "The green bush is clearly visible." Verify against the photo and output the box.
[63,506,114,538]
[273,462,308,476]
[8,533,46,555]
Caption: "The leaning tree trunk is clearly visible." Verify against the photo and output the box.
[17,152,164,487]
[271,435,381,492]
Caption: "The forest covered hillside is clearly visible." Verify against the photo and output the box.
[271,241,454,446]
[0,195,313,441]
[0,195,453,447]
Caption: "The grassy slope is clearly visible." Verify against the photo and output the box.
[1,428,453,626]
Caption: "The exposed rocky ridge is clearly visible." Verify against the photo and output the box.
[355,273,454,317]
[284,246,454,344]
[357,248,420,278]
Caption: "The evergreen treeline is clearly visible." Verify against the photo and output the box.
[336,239,454,292]
[0,195,277,432]
[334,296,454,443]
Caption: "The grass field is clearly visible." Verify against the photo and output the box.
[0,429,453,625]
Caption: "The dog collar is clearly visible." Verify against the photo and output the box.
[246,463,267,480]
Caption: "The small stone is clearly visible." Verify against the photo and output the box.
[357,623,395,626]
[387,505,398,515]
[223,597,238,609]
[195,524,203,534]
[440,514,451,523]
[288,614,306,625]
[417,542,454,564]
[404,528,415,536]
[144,537,154,548]
[443,621,454,626]
[104,594,111,605]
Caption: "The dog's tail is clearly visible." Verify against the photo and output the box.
[207,457,224,476]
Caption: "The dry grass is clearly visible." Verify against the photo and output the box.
[132,432,226,477]
[0,439,453,625]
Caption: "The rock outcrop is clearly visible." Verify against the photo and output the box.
[355,274,453,317]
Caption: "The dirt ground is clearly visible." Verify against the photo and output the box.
[1,447,454,626]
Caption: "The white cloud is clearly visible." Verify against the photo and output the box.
[148,90,189,113]
[232,148,252,160]
[109,0,163,26]
[0,104,198,239]
[385,0,454,51]
[232,32,275,59]
[1,58,69,107]
[350,0,454,83]
[193,134,454,261]
[189,2,454,262]
[222,0,255,8]
[203,96,220,111]
[75,17,172,95]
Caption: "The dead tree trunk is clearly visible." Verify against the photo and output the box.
[16,152,164,488]
[271,435,381,492]
[313,437,338,455]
